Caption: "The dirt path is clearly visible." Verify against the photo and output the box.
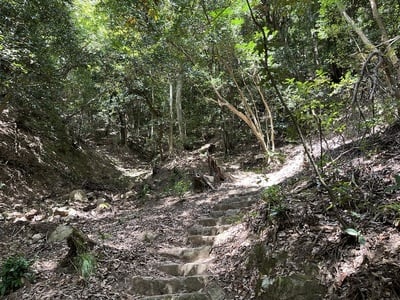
[4,132,400,299]
[2,142,309,299]
[230,144,305,189]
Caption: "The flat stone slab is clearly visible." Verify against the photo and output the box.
[158,246,212,262]
[187,235,215,247]
[213,198,258,211]
[141,292,210,300]
[197,218,219,227]
[197,216,239,226]
[209,209,241,218]
[188,225,231,236]
[128,275,212,296]
[159,262,210,276]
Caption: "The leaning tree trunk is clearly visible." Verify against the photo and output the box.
[210,85,269,154]
[338,0,400,113]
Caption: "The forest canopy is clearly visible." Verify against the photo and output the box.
[0,0,399,156]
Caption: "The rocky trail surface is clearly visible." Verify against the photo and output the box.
[2,126,400,299]
[0,141,306,299]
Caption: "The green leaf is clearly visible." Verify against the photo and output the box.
[350,211,362,218]
[231,17,244,26]
[344,228,359,237]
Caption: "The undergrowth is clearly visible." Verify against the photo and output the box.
[0,255,35,296]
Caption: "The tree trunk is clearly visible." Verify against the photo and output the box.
[175,73,185,143]
[118,109,127,146]
[254,74,275,152]
[338,1,400,113]
[369,0,400,113]
[209,85,269,154]
[168,80,174,154]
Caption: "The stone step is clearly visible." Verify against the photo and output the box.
[140,283,226,300]
[209,209,241,218]
[141,292,210,300]
[158,246,211,262]
[197,218,219,227]
[187,235,215,247]
[197,216,237,226]
[129,275,212,296]
[188,225,231,236]
[213,198,258,211]
[158,262,210,276]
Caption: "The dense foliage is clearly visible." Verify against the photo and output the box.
[0,0,399,156]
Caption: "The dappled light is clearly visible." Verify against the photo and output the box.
[1,0,400,299]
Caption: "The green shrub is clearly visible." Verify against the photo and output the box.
[261,185,289,221]
[138,184,151,199]
[261,185,283,204]
[172,179,191,198]
[0,256,35,296]
[74,252,96,279]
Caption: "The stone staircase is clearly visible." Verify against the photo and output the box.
[124,190,260,299]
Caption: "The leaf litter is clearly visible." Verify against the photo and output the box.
[1,121,400,299]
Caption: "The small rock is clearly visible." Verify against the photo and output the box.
[95,198,106,206]
[122,190,136,200]
[32,214,46,222]
[7,211,23,220]
[141,231,158,242]
[32,233,43,241]
[13,216,28,225]
[48,225,74,242]
[96,201,112,213]
[13,203,24,212]
[69,189,88,202]
[53,207,70,217]
[25,209,39,220]
[86,192,95,200]
[255,153,265,160]
[207,283,226,300]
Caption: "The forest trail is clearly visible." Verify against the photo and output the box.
[3,128,400,299]
[113,143,310,299]
[122,191,259,299]
[230,144,305,189]
[1,141,309,299]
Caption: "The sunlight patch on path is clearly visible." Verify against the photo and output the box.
[264,148,304,186]
[99,148,151,179]
[114,165,150,178]
[230,147,305,189]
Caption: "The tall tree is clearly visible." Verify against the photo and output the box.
[0,0,83,137]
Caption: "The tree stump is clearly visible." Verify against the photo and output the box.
[192,173,215,193]
[49,225,96,267]
[207,154,227,183]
